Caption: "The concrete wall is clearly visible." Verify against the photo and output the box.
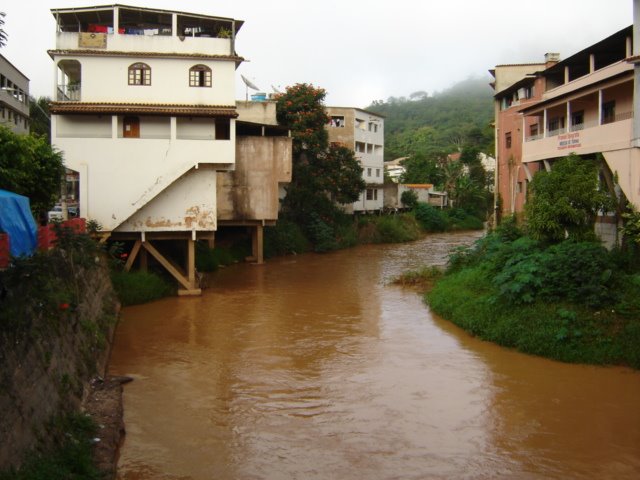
[56,31,233,57]
[115,165,218,232]
[53,115,235,231]
[217,136,292,221]
[0,256,117,470]
[0,54,30,135]
[54,55,236,105]
[236,101,278,125]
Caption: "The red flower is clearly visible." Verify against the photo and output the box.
[59,303,70,310]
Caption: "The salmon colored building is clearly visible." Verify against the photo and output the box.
[492,23,638,245]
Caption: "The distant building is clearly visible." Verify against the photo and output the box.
[326,107,385,212]
[383,183,447,210]
[384,157,407,182]
[0,54,30,135]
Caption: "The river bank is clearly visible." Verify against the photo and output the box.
[399,227,640,369]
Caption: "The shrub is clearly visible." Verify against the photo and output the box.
[306,213,338,252]
[400,190,419,209]
[110,270,172,306]
[264,220,310,257]
[414,203,447,232]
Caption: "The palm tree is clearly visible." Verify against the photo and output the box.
[0,12,7,48]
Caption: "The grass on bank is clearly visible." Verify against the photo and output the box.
[0,414,101,480]
[420,226,640,369]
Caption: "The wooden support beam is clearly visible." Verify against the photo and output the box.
[256,224,264,264]
[187,238,196,285]
[141,240,193,291]
[124,240,142,272]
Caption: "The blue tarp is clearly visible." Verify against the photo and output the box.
[0,189,38,257]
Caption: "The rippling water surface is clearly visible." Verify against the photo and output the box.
[110,231,640,479]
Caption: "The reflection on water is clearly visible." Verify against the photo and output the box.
[110,232,640,479]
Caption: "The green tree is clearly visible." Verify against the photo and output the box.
[276,83,364,224]
[400,189,418,209]
[0,126,64,217]
[525,154,613,242]
[29,96,51,141]
[400,152,445,185]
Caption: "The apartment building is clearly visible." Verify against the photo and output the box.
[49,4,244,294]
[492,23,639,246]
[0,54,30,135]
[326,107,384,212]
[490,57,552,217]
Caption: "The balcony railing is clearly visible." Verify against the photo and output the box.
[526,110,633,142]
[57,84,81,102]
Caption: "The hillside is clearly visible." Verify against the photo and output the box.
[366,77,495,161]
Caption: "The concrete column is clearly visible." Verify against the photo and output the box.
[598,89,604,125]
[113,6,119,33]
[567,101,571,132]
[170,116,177,140]
[634,0,640,145]
[589,54,595,73]
[172,13,178,36]
[111,115,117,139]
[251,225,264,264]
[564,66,570,84]
[187,238,196,286]
[543,109,548,138]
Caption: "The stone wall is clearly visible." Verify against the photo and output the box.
[0,249,118,470]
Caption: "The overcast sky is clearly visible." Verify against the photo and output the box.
[1,0,633,107]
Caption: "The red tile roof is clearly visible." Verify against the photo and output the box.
[50,102,238,117]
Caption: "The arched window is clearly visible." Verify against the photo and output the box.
[189,65,212,87]
[128,63,151,86]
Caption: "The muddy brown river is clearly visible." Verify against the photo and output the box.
[110,231,640,479]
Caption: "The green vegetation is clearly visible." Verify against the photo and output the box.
[0,126,64,218]
[357,214,422,244]
[427,235,640,367]
[368,78,494,161]
[420,155,640,368]
[276,83,365,237]
[195,241,250,272]
[110,270,173,307]
[0,226,117,478]
[391,265,443,289]
[0,414,101,480]
[525,154,613,242]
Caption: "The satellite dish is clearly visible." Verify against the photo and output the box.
[241,74,260,91]
[271,84,282,94]
[241,74,261,101]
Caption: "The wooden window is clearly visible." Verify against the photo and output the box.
[190,65,212,87]
[128,63,151,86]
[215,118,230,140]
[505,132,512,149]
[123,116,140,138]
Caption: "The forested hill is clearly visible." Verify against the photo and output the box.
[366,77,495,161]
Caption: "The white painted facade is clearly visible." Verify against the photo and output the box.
[49,4,243,234]
[326,107,385,212]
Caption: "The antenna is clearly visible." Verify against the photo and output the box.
[241,74,260,101]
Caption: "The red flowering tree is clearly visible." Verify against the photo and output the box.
[276,84,365,226]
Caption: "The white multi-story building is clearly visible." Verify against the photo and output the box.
[326,107,384,212]
[49,4,245,294]
[0,54,30,135]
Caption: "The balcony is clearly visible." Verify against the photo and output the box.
[523,115,633,163]
[57,84,81,102]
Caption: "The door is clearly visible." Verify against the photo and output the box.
[123,116,140,138]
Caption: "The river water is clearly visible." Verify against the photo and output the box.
[110,231,640,480]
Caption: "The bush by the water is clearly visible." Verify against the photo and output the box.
[195,242,250,272]
[357,214,421,244]
[427,229,640,368]
[413,203,447,232]
[110,270,173,306]
[264,220,311,258]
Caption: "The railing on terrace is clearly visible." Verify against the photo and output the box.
[57,84,81,102]
[525,110,634,141]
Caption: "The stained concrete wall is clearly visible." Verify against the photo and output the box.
[217,136,292,221]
